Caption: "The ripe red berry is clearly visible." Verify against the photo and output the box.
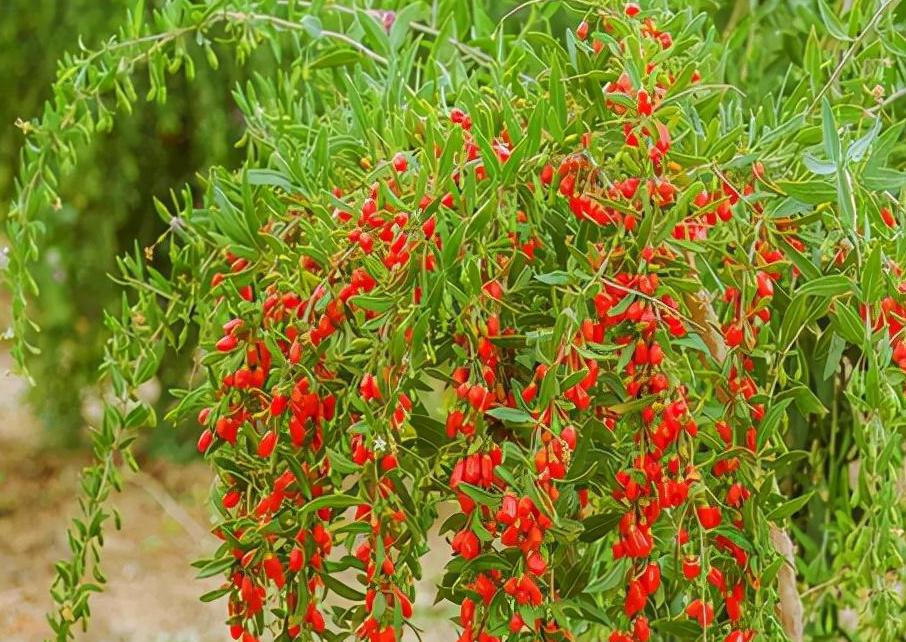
[725,323,744,347]
[483,280,503,300]
[454,529,480,559]
[258,430,278,458]
[633,616,651,642]
[624,580,646,617]
[637,89,653,116]
[305,604,325,633]
[216,335,238,352]
[222,489,241,509]
[682,556,701,579]
[196,430,213,453]
[270,394,288,416]
[707,566,726,591]
[509,612,525,633]
[381,453,398,472]
[526,552,547,575]
[756,271,774,298]
[289,547,304,572]
[696,505,722,529]
[560,425,577,450]
[540,163,554,185]
[640,562,661,594]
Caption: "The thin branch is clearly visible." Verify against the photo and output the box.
[496,0,547,34]
[808,0,899,113]
[224,10,389,65]
[868,85,906,114]
[657,83,746,110]
[276,1,494,67]
[321,28,389,64]
[409,21,494,66]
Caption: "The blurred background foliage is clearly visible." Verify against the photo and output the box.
[1,0,251,448]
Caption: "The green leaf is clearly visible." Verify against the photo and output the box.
[300,493,362,517]
[535,271,571,286]
[409,413,447,451]
[796,275,852,298]
[836,167,856,231]
[822,99,841,163]
[579,511,621,542]
[388,3,423,51]
[485,407,534,423]
[301,15,322,38]
[866,357,882,410]
[757,398,793,450]
[760,557,785,586]
[456,483,499,507]
[861,244,883,303]
[585,558,630,592]
[830,303,865,346]
[803,152,836,175]
[847,118,881,162]
[817,0,852,41]
[822,332,847,380]
[350,295,394,312]
[803,28,822,92]
[652,620,702,637]
[778,385,827,416]
[779,237,821,281]
[310,49,363,69]
[322,573,367,601]
[195,556,235,579]
[199,587,230,603]
[548,55,566,138]
[766,491,814,521]
[776,179,835,204]
[327,448,360,475]
[863,167,906,190]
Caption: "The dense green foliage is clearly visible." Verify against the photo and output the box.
[4,2,906,642]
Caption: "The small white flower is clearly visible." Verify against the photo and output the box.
[1,326,14,340]
[0,246,9,271]
[372,436,387,452]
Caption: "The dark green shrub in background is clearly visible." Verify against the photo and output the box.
[1,0,246,443]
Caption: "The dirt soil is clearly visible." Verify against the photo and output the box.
[0,345,455,642]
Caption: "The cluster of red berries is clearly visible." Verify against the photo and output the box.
[183,5,809,642]
[568,8,766,642]
[349,430,415,642]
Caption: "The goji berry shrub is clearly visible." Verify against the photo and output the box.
[5,1,906,642]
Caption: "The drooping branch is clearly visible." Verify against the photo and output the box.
[683,256,804,642]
